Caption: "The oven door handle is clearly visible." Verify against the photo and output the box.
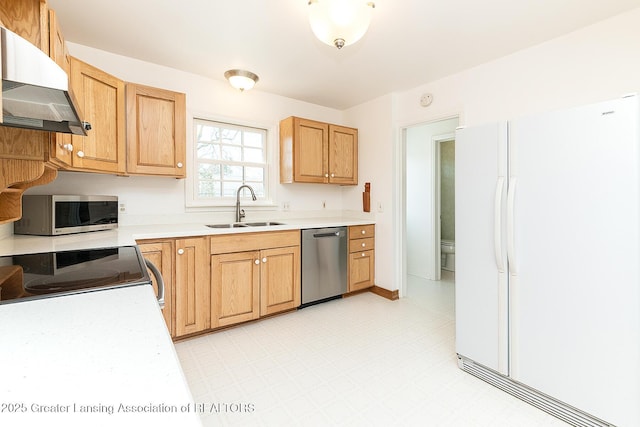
[144,259,165,309]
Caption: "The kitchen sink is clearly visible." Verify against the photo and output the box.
[205,221,285,229]
[206,223,249,228]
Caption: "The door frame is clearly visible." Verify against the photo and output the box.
[397,114,460,298]
[432,132,456,281]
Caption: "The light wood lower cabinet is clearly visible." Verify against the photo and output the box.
[175,237,210,337]
[211,251,260,328]
[348,225,375,291]
[137,240,174,336]
[260,245,300,316]
[210,231,300,329]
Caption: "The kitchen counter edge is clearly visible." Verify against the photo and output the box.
[0,217,375,256]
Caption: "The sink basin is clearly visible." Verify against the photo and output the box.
[205,221,285,229]
[206,223,248,228]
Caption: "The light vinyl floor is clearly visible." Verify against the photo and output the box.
[175,273,568,426]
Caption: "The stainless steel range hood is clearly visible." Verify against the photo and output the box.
[1,26,89,135]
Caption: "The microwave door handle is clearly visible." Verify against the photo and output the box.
[144,259,165,309]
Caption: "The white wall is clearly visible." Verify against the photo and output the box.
[345,7,640,294]
[405,118,458,280]
[31,43,350,225]
[397,8,640,127]
[343,94,394,289]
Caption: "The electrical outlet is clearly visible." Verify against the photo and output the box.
[282,201,290,211]
[119,203,126,214]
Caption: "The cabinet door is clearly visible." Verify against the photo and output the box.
[47,8,73,168]
[69,57,126,173]
[126,84,186,177]
[0,0,49,53]
[175,237,210,337]
[349,250,374,291]
[294,118,328,183]
[260,245,300,316]
[211,251,260,328]
[138,241,174,337]
[328,125,358,185]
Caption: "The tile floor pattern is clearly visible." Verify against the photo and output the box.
[175,272,569,426]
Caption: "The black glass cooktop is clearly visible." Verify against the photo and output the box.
[0,246,149,304]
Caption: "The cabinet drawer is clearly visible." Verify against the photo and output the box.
[349,237,374,253]
[349,224,374,239]
[210,230,300,254]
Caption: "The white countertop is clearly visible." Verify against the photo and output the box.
[0,216,375,256]
[0,218,376,425]
[0,285,202,427]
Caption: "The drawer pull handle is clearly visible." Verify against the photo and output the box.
[361,253,366,257]
[361,230,366,235]
[361,243,366,247]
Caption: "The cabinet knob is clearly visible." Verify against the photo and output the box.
[331,173,335,178]
[361,242,366,247]
[361,230,366,235]
[325,173,329,178]
[361,253,366,257]
[255,259,260,265]
[177,162,183,168]
[177,249,184,255]
[76,150,85,158]
[62,143,74,152]
[262,257,267,263]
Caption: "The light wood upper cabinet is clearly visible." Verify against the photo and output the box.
[68,57,126,174]
[126,84,186,177]
[175,237,210,338]
[280,116,358,185]
[0,0,49,53]
[47,8,73,168]
[328,124,358,185]
[138,240,175,337]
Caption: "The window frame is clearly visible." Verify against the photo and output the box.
[185,114,276,209]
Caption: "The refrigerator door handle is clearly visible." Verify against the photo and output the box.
[507,177,518,275]
[494,177,506,272]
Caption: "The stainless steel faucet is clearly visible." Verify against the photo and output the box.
[235,185,257,222]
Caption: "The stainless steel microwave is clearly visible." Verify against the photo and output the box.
[14,195,118,236]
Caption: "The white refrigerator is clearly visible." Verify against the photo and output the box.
[455,95,640,427]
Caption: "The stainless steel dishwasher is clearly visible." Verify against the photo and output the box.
[301,227,347,308]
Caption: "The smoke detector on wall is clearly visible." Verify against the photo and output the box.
[420,93,433,107]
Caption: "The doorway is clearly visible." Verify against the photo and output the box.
[402,116,458,298]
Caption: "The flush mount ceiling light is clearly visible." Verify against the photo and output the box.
[308,0,375,49]
[224,69,259,91]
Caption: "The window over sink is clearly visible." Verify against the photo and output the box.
[188,118,270,207]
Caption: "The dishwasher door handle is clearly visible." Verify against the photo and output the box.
[313,231,343,238]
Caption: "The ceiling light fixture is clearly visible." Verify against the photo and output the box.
[224,69,259,91]
[308,0,375,49]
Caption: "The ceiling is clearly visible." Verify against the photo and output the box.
[47,0,640,110]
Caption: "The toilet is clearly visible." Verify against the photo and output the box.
[441,240,455,271]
